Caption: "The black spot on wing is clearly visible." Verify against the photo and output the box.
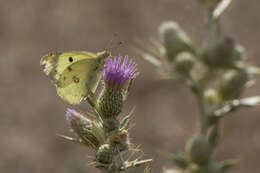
[94,66,98,71]
[73,76,80,83]
[69,57,73,62]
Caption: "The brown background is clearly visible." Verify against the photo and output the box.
[1,0,260,173]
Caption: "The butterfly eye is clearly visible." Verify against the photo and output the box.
[69,57,73,62]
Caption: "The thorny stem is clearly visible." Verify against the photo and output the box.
[195,7,223,136]
[206,8,221,44]
[196,92,208,135]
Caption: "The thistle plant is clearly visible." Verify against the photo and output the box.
[57,55,151,173]
[136,0,260,172]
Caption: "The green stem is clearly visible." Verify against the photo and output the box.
[192,83,208,135]
[206,8,215,44]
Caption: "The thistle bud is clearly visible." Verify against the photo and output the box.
[159,21,194,61]
[103,118,120,132]
[65,109,99,148]
[174,52,196,76]
[99,88,124,119]
[185,135,212,165]
[98,55,139,119]
[109,129,130,152]
[232,44,245,61]
[202,37,236,68]
[170,153,189,169]
[204,89,221,107]
[189,159,220,173]
[217,69,249,100]
[96,144,115,164]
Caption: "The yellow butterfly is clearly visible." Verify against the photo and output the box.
[40,51,110,104]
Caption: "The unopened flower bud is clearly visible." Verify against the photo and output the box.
[99,88,124,119]
[159,21,194,61]
[98,55,139,119]
[170,153,189,169]
[232,44,245,61]
[202,37,236,68]
[96,144,115,164]
[175,52,196,76]
[189,159,220,173]
[109,129,130,152]
[185,135,212,165]
[218,69,248,100]
[204,89,221,108]
[65,109,99,148]
[103,118,120,132]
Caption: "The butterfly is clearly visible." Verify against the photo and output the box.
[40,51,110,104]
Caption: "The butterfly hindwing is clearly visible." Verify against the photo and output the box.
[57,59,104,104]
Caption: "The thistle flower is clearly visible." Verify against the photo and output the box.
[96,144,115,165]
[65,108,91,128]
[98,56,139,120]
[103,55,139,89]
[65,108,79,127]
[65,108,100,148]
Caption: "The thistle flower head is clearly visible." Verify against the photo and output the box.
[65,108,79,126]
[103,55,139,89]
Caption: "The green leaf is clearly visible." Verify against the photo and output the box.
[219,159,238,173]
[120,115,131,130]
[120,107,135,130]
[143,166,150,173]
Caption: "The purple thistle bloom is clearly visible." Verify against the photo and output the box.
[65,108,79,126]
[103,55,139,88]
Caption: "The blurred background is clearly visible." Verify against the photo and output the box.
[0,0,260,173]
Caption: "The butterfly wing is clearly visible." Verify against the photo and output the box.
[40,51,97,85]
[57,59,105,104]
